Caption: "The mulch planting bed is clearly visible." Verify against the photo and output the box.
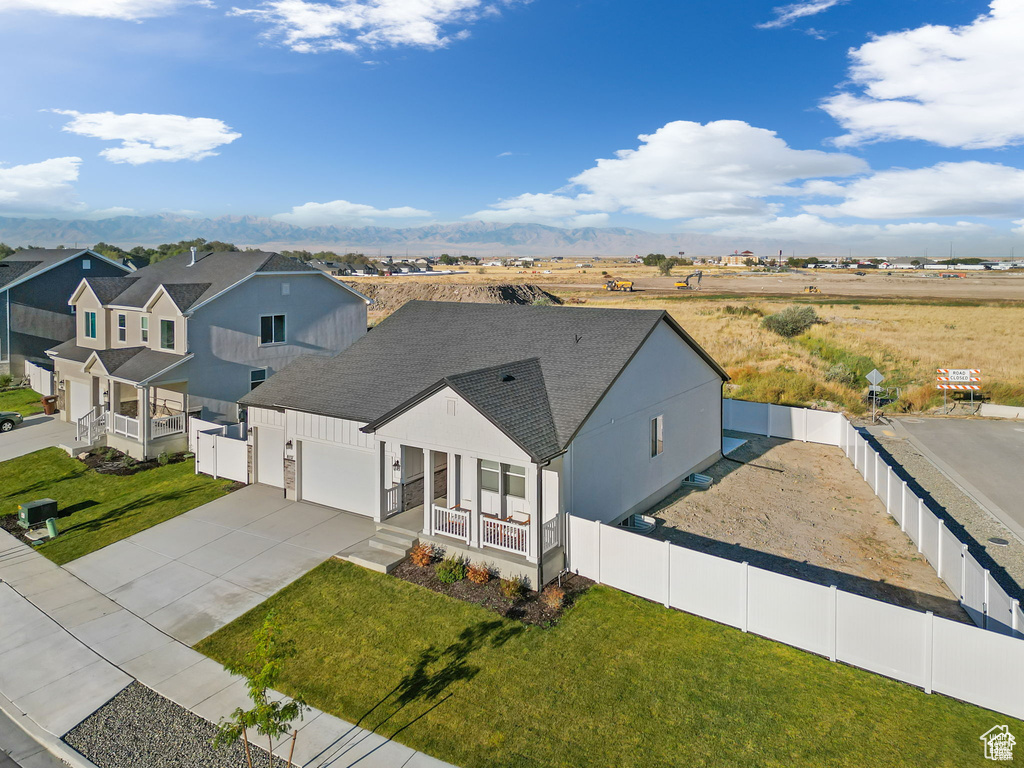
[392,558,592,625]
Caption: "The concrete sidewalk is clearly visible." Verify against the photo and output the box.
[0,531,451,768]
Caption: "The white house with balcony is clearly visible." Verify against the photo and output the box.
[47,249,369,459]
[237,300,727,587]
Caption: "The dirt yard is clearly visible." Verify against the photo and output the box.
[649,432,968,622]
[354,281,561,320]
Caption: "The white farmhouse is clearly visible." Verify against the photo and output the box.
[239,301,727,586]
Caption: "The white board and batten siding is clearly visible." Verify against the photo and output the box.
[287,410,374,449]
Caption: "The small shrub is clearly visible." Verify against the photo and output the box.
[532,296,553,306]
[824,363,860,388]
[101,447,118,461]
[436,556,467,584]
[467,563,491,584]
[761,306,821,338]
[722,304,764,318]
[119,454,137,470]
[541,585,565,610]
[0,374,12,388]
[409,543,433,567]
[157,451,170,467]
[498,575,526,600]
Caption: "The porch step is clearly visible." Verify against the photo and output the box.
[59,439,101,457]
[337,543,405,574]
[372,529,418,551]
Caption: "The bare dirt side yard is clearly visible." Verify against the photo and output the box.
[650,433,968,622]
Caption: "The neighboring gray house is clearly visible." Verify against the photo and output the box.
[48,249,369,458]
[238,300,728,586]
[0,249,131,378]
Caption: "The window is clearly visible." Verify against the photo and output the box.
[651,415,664,457]
[260,314,286,345]
[117,313,126,342]
[250,369,267,391]
[84,311,97,339]
[281,283,290,296]
[82,258,91,270]
[503,464,526,498]
[160,319,175,350]
[480,460,500,493]
[140,316,149,343]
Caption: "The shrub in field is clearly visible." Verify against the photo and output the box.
[498,575,526,600]
[436,556,467,584]
[410,543,433,567]
[761,306,821,338]
[824,363,860,389]
[467,563,491,584]
[541,585,565,610]
[722,304,764,318]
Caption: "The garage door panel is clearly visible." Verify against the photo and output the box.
[70,381,92,421]
[300,441,376,516]
[256,427,284,488]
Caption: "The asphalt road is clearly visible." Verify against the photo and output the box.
[893,417,1024,541]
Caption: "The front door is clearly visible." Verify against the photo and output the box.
[69,380,93,422]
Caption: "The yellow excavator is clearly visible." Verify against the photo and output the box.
[802,285,820,294]
[674,271,703,290]
[604,280,634,292]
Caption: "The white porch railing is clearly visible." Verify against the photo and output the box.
[542,516,562,553]
[385,484,402,517]
[76,406,105,444]
[432,505,470,543]
[111,413,141,439]
[482,515,530,556]
[152,413,185,438]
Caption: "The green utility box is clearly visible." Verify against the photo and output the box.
[18,499,58,529]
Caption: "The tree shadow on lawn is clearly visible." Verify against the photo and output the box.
[358,619,525,739]
[57,488,208,536]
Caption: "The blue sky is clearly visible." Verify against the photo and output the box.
[2,0,1023,253]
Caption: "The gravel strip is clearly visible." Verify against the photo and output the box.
[865,427,1024,602]
[64,683,290,768]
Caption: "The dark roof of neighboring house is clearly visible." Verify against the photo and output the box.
[47,339,92,363]
[80,250,323,312]
[241,300,728,461]
[85,277,140,304]
[0,249,116,291]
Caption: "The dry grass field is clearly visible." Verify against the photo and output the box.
[345,261,1024,413]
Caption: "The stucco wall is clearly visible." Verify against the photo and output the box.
[565,321,723,523]
[176,273,366,422]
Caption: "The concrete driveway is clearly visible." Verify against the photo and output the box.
[0,414,75,463]
[892,417,1024,541]
[64,485,375,644]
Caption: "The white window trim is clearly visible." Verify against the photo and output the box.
[84,311,97,340]
[140,316,149,343]
[159,318,176,351]
[249,368,268,391]
[651,414,664,458]
[116,313,127,343]
[259,313,287,346]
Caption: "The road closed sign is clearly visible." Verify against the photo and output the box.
[937,368,981,383]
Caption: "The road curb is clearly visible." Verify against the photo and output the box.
[0,692,100,768]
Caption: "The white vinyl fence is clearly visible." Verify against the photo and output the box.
[24,361,54,397]
[191,418,248,484]
[722,399,1022,637]
[567,515,1024,720]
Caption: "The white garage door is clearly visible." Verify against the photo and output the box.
[300,440,376,516]
[70,380,93,422]
[255,427,284,488]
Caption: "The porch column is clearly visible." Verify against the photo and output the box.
[373,441,385,523]
[138,384,151,459]
[527,463,539,564]
[421,447,432,536]
[464,455,479,547]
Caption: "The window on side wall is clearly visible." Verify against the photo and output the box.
[117,313,126,342]
[84,311,97,339]
[480,460,500,493]
[140,316,149,343]
[160,319,175,350]
[260,314,286,345]
[651,415,664,457]
[250,369,267,391]
[503,464,527,498]
[82,258,91,270]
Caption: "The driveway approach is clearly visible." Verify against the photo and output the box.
[0,414,75,463]
[893,417,1024,542]
[64,485,375,644]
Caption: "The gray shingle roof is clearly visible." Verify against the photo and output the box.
[85,250,319,311]
[47,339,92,363]
[241,300,727,461]
[0,260,41,290]
[85,277,140,304]
[94,347,145,374]
[109,348,187,383]
[0,248,103,290]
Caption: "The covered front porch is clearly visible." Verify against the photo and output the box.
[76,378,188,459]
[379,442,563,573]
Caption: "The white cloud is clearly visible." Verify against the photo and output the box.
[757,0,846,30]
[683,213,988,243]
[273,199,432,226]
[804,162,1024,219]
[53,110,241,164]
[232,0,513,54]
[1013,219,1024,235]
[0,156,84,215]
[0,0,210,21]
[471,120,867,224]
[823,0,1024,148]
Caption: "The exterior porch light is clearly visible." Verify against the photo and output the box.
[392,458,401,472]
[285,440,293,450]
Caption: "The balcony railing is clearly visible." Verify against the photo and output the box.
[108,412,185,441]
[542,516,562,553]
[385,484,402,518]
[432,505,470,543]
[152,413,185,438]
[111,413,140,439]
[482,515,529,556]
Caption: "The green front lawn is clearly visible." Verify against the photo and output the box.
[0,448,234,564]
[197,560,1015,768]
[0,388,44,417]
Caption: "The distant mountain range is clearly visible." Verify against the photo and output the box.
[0,214,821,257]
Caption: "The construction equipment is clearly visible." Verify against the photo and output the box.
[802,285,820,294]
[674,271,703,290]
[603,280,634,292]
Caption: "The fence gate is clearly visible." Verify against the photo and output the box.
[196,431,217,477]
